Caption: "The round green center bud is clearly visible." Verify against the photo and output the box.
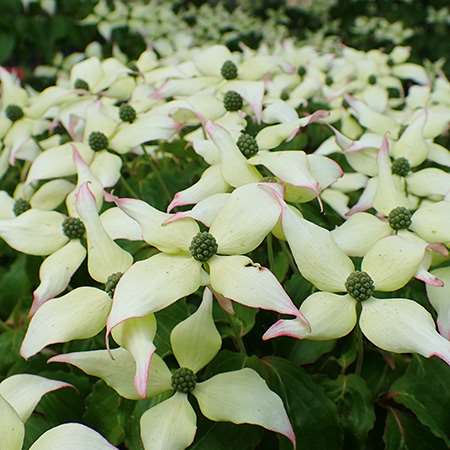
[387,58,394,67]
[105,272,123,297]
[5,104,24,122]
[74,78,89,90]
[88,131,109,151]
[119,104,137,123]
[62,217,85,239]
[325,75,333,86]
[280,90,289,101]
[297,66,306,77]
[387,87,401,98]
[368,74,377,85]
[13,198,30,216]
[388,207,412,231]
[345,271,374,302]
[391,157,410,177]
[223,90,243,112]
[221,60,238,80]
[190,231,218,262]
[171,367,196,393]
[237,133,259,158]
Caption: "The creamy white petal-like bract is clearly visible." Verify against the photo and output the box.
[194,368,296,446]
[171,288,221,373]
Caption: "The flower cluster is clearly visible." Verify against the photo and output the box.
[0,36,449,449]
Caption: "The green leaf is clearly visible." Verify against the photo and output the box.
[214,302,257,340]
[254,356,343,450]
[289,339,336,365]
[390,356,450,444]
[384,409,448,450]
[190,421,263,450]
[321,374,375,446]
[0,328,25,374]
[0,31,15,63]
[284,273,314,306]
[335,331,359,370]
[83,381,125,445]
[154,300,190,357]
[0,255,32,320]
[23,415,55,450]
[272,251,289,282]
[202,350,251,379]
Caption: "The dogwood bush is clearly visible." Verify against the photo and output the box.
[0,35,449,450]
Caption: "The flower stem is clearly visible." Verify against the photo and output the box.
[226,313,247,354]
[120,175,139,198]
[0,319,10,332]
[355,324,364,375]
[141,144,172,203]
[266,234,275,271]
[280,240,298,274]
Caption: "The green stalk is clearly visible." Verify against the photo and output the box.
[141,144,171,203]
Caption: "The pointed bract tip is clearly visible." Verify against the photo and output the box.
[164,211,188,224]
[431,352,450,367]
[258,183,286,215]
[308,109,330,123]
[104,190,119,204]
[75,181,95,204]
[415,272,444,287]
[426,243,449,257]
[29,292,44,317]
[134,349,155,399]
[379,133,391,158]
[166,193,181,212]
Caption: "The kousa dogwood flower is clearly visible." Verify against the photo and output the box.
[318,173,369,218]
[0,176,132,313]
[316,128,383,177]
[167,120,261,210]
[136,288,296,450]
[0,179,74,220]
[102,182,306,395]
[0,69,50,175]
[255,101,330,150]
[0,374,104,450]
[344,95,401,138]
[69,56,133,97]
[108,180,301,326]
[48,289,296,449]
[262,191,450,364]
[168,117,340,210]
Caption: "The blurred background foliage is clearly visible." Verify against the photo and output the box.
[1,0,449,76]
